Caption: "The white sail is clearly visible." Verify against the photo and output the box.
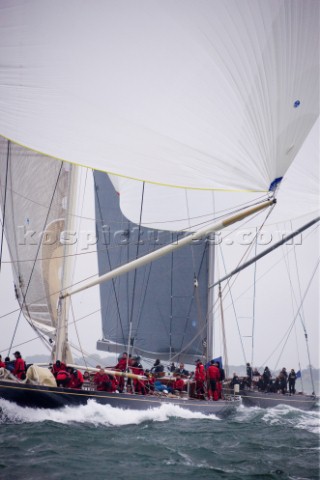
[0,0,318,190]
[0,138,75,342]
[111,117,320,232]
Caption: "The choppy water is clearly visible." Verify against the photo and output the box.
[0,399,319,480]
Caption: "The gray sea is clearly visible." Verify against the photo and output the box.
[0,399,319,480]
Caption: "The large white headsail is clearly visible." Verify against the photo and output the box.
[0,0,318,190]
[110,118,320,232]
[0,138,76,352]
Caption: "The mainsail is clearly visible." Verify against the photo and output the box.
[0,137,75,355]
[94,173,208,362]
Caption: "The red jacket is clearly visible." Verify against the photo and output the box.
[195,364,206,382]
[207,365,220,380]
[173,378,185,391]
[115,358,127,371]
[53,362,67,377]
[13,357,26,379]
[0,361,5,368]
[56,370,71,384]
[94,372,111,391]
[69,370,84,389]
[130,366,144,375]
[111,376,118,392]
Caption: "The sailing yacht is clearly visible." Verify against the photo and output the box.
[0,0,319,413]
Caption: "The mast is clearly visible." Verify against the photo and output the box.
[54,164,78,363]
[206,233,215,362]
[218,283,229,379]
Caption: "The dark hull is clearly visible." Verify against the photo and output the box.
[240,389,318,411]
[0,380,239,416]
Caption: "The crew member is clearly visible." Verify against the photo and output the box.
[262,366,271,390]
[130,356,145,394]
[115,352,128,371]
[215,361,225,398]
[173,375,185,392]
[13,351,26,380]
[53,360,67,378]
[174,363,189,378]
[82,370,92,390]
[94,367,112,391]
[207,360,220,401]
[69,369,84,389]
[278,371,287,394]
[230,372,240,389]
[115,353,129,392]
[56,366,71,387]
[288,369,297,395]
[144,370,155,394]
[246,362,253,387]
[194,359,206,398]
[4,356,15,372]
[0,355,5,368]
[151,359,164,376]
[168,362,176,373]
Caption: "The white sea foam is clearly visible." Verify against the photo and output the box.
[234,403,264,421]
[0,399,219,426]
[261,404,320,435]
[233,403,320,435]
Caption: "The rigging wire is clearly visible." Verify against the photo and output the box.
[1,215,318,328]
[290,220,314,389]
[271,220,317,394]
[205,192,216,362]
[135,193,269,226]
[210,200,277,288]
[0,140,9,273]
[177,243,207,359]
[173,205,317,365]
[184,189,207,359]
[169,235,174,361]
[93,173,125,343]
[251,234,258,366]
[134,259,154,334]
[220,224,319,320]
[70,298,88,369]
[0,201,273,266]
[126,181,145,368]
[206,202,277,355]
[7,161,65,356]
[2,180,269,230]
[0,197,274,266]
[275,229,304,383]
[218,247,247,366]
[0,270,98,321]
[71,167,88,283]
[218,283,229,378]
[262,258,319,374]
[0,307,101,355]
